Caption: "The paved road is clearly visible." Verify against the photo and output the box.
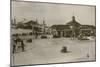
[11,38,96,66]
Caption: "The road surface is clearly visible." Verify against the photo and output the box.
[11,38,96,66]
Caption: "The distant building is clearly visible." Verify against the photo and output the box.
[51,16,95,37]
[80,25,95,36]
[12,18,51,35]
[11,18,17,28]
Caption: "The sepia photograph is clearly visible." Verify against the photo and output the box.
[11,0,96,66]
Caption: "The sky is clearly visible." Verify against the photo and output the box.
[11,1,96,26]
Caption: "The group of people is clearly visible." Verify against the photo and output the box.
[12,36,25,53]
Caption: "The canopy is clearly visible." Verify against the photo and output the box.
[11,28,32,34]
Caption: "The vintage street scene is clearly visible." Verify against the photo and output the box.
[11,1,96,66]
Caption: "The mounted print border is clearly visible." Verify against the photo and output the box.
[10,0,96,67]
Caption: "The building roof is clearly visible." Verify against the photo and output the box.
[51,25,70,31]
[80,25,96,29]
[23,20,39,26]
[16,20,39,29]
[66,16,81,27]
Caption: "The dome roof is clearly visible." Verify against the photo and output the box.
[66,16,81,27]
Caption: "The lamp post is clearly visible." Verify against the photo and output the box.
[31,22,34,39]
[70,25,74,39]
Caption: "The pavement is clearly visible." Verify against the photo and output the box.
[11,38,96,66]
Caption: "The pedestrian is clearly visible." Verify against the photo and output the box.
[21,40,25,52]
[12,40,16,53]
[13,44,16,53]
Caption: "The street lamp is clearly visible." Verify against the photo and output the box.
[70,25,73,29]
[70,25,74,39]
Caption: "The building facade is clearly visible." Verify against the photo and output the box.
[51,16,95,38]
[12,18,51,36]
